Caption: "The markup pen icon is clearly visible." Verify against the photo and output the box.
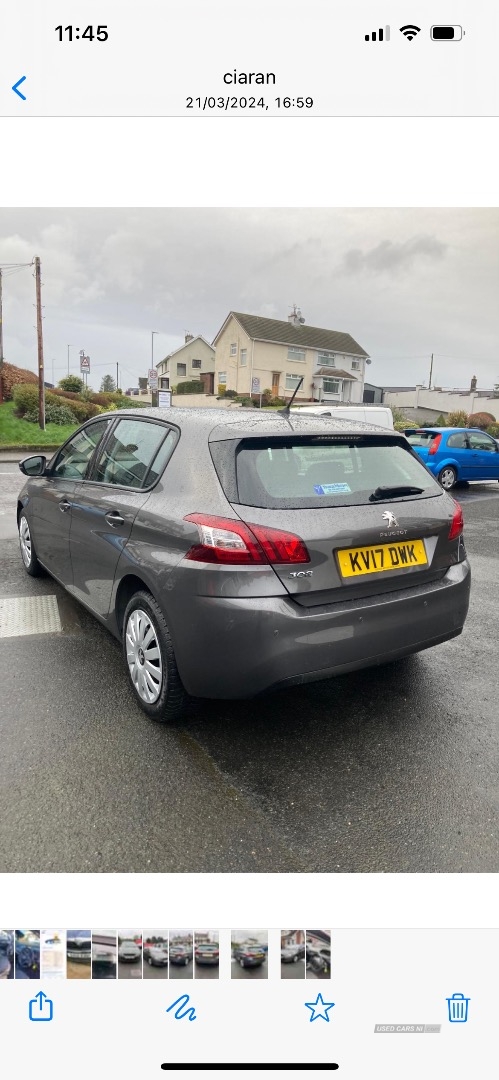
[446,993,470,1022]
[29,991,54,1022]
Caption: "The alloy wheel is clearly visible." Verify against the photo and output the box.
[439,467,456,490]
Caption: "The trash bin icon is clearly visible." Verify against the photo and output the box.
[446,993,470,1022]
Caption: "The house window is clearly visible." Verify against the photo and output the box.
[218,371,227,385]
[322,378,341,394]
[285,373,304,390]
[177,363,187,377]
[351,360,360,370]
[160,377,169,390]
[287,347,306,362]
[317,351,335,365]
[230,343,237,356]
[191,358,201,369]
[240,349,247,367]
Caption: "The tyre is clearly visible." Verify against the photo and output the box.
[293,954,298,963]
[122,590,186,723]
[239,959,245,968]
[147,957,153,966]
[437,465,457,490]
[18,513,43,577]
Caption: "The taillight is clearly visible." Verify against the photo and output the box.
[429,434,442,455]
[448,500,464,540]
[184,513,310,565]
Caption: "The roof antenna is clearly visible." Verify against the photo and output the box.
[278,376,304,416]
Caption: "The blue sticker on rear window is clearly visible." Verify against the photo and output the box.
[314,483,352,495]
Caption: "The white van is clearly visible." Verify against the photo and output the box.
[290,404,394,429]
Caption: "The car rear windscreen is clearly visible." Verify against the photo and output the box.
[234,436,441,509]
[405,430,437,446]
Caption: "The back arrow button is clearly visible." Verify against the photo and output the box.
[12,76,27,100]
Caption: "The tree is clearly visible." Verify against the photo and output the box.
[100,374,116,393]
[59,375,84,393]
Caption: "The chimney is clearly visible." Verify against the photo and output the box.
[470,374,477,392]
[288,304,305,327]
[185,332,194,343]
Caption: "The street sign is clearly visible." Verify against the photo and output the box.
[158,390,172,408]
[80,354,90,373]
[251,377,260,394]
[148,367,158,389]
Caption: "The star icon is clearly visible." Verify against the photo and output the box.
[305,992,335,1022]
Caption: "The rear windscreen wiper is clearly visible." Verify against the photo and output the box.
[369,485,424,501]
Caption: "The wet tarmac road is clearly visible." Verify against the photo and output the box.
[1,462,498,873]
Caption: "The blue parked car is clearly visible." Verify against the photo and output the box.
[405,427,499,490]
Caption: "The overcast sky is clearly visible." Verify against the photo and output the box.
[0,209,497,390]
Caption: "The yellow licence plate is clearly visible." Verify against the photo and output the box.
[337,539,427,578]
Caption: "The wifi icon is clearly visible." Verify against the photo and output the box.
[400,24,421,40]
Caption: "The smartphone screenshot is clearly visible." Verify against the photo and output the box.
[1,3,498,1079]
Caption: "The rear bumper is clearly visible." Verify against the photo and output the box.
[169,559,471,699]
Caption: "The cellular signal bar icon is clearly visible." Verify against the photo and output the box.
[365,26,390,42]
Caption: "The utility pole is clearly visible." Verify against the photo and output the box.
[428,353,434,390]
[0,268,4,404]
[35,257,45,430]
[116,362,119,391]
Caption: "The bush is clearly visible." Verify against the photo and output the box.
[13,383,99,422]
[239,397,256,407]
[222,389,238,398]
[175,380,205,395]
[486,423,499,438]
[24,403,78,425]
[468,411,496,429]
[446,410,469,428]
[435,414,447,426]
[0,362,38,401]
[58,375,85,393]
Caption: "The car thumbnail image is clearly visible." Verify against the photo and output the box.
[280,930,306,978]
[14,930,40,980]
[0,930,14,980]
[66,931,92,978]
[143,932,169,979]
[118,932,142,978]
[194,931,219,979]
[169,931,194,979]
[231,931,268,979]
[305,930,331,979]
[41,930,66,979]
[92,932,117,979]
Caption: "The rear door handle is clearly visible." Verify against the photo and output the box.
[59,500,72,512]
[105,510,125,527]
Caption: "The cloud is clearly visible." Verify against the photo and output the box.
[341,235,447,275]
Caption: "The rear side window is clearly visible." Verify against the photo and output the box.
[235,437,442,509]
[93,418,175,488]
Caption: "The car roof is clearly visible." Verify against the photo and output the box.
[408,426,488,435]
[100,407,394,439]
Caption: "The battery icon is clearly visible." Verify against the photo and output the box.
[431,25,463,40]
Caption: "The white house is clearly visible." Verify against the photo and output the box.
[213,308,370,402]
[156,334,216,392]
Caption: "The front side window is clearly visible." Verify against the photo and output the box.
[468,432,497,452]
[93,419,172,488]
[177,363,187,377]
[52,420,109,479]
[288,347,306,362]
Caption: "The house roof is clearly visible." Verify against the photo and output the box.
[314,367,357,380]
[213,312,369,357]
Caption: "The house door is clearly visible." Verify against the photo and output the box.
[272,373,280,396]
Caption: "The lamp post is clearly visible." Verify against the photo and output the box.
[67,344,73,376]
[151,331,159,368]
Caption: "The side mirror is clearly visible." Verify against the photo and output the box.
[19,455,47,477]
